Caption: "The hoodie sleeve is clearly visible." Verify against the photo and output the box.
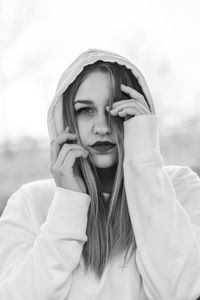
[0,184,90,300]
[123,114,200,300]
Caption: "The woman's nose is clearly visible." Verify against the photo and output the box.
[93,112,111,135]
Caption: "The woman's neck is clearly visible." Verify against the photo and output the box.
[96,164,117,194]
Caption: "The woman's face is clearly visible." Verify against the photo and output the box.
[74,71,118,169]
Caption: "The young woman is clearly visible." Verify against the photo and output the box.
[0,48,200,300]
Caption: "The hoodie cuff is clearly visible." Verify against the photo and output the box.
[123,114,162,162]
[45,187,91,239]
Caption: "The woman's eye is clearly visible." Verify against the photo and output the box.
[76,107,94,114]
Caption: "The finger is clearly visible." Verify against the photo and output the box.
[110,99,136,108]
[112,97,149,112]
[118,107,143,117]
[50,127,76,147]
[120,84,142,100]
[59,148,88,173]
[110,103,148,115]
[111,99,148,112]
[50,132,78,166]
[119,84,149,110]
[53,144,88,168]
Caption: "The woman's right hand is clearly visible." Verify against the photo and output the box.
[50,127,89,194]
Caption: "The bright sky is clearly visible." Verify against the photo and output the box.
[1,0,200,143]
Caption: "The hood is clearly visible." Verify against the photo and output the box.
[47,48,155,141]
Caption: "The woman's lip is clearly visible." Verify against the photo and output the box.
[89,145,116,153]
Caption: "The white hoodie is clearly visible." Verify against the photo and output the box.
[0,49,200,300]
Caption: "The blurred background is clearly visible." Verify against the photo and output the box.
[0,0,200,215]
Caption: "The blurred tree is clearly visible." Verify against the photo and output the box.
[0,0,38,140]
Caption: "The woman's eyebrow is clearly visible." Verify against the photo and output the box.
[74,100,94,105]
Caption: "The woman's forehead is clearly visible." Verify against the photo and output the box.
[75,71,112,99]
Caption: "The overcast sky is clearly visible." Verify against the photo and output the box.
[1,0,200,143]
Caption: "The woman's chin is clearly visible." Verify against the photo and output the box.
[88,146,118,168]
[90,153,118,169]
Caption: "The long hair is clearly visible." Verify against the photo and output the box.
[62,61,151,279]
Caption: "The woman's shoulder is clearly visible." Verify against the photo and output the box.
[21,177,56,196]
[163,165,200,212]
[4,178,57,232]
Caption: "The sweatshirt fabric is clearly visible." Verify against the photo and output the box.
[1,49,200,300]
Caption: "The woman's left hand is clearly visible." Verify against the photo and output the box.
[106,84,153,121]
